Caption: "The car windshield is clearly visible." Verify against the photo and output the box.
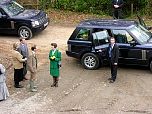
[2,1,24,16]
[129,24,152,44]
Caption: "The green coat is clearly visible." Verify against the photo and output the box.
[49,49,61,77]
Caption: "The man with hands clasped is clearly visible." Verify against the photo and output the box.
[107,37,119,83]
[112,0,124,19]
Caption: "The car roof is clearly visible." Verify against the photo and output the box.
[0,0,12,6]
[77,19,138,29]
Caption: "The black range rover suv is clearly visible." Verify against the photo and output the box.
[66,19,152,72]
[0,0,49,39]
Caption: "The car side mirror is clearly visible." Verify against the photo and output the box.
[129,40,137,47]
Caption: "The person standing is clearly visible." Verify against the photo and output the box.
[49,43,61,87]
[12,42,27,88]
[107,37,119,83]
[27,45,38,92]
[112,0,124,19]
[0,64,9,101]
[18,38,29,79]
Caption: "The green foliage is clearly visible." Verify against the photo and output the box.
[39,0,52,9]
[39,0,112,15]
[39,0,152,17]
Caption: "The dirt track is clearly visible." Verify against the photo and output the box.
[0,25,152,114]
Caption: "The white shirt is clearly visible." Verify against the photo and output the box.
[52,49,57,55]
[111,43,115,49]
[32,51,36,57]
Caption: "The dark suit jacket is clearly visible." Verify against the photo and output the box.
[107,43,119,65]
[112,0,124,9]
[18,43,29,58]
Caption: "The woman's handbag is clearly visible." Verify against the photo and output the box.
[58,61,61,68]
[57,50,61,68]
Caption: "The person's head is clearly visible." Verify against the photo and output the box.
[13,42,20,50]
[31,45,37,52]
[51,43,57,50]
[110,37,116,44]
[19,37,26,44]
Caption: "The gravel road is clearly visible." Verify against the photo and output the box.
[0,25,152,114]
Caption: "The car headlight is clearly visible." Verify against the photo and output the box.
[31,21,39,27]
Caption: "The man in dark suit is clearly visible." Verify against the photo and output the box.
[112,0,124,19]
[18,38,29,80]
[107,37,119,83]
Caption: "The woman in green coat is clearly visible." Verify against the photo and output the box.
[49,43,61,87]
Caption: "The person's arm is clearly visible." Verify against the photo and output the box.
[25,44,29,58]
[0,64,5,74]
[17,45,22,54]
[106,45,110,58]
[55,51,61,62]
[16,52,27,63]
[49,50,52,60]
[0,64,6,83]
[27,55,34,73]
[112,0,115,8]
[118,0,124,8]
[114,45,119,65]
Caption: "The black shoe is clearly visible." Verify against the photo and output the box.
[54,84,58,87]
[14,85,24,88]
[51,84,55,87]
[109,80,115,83]
[0,99,4,102]
[108,78,113,81]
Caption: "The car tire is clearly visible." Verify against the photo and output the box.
[149,60,152,72]
[81,53,100,70]
[18,26,32,40]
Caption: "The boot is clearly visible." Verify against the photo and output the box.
[14,82,23,88]
[54,77,58,87]
[51,77,56,87]
[29,80,37,92]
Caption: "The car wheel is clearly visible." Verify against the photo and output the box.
[18,26,32,40]
[150,60,152,72]
[81,53,100,70]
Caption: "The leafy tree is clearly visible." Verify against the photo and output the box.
[37,0,152,17]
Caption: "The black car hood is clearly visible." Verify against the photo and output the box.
[13,9,41,19]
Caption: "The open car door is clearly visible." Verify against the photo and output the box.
[137,15,152,30]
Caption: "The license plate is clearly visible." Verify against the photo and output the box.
[44,22,48,27]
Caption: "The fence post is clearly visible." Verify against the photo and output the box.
[37,0,39,9]
[131,3,134,16]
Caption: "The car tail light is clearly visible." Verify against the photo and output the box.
[68,44,71,51]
